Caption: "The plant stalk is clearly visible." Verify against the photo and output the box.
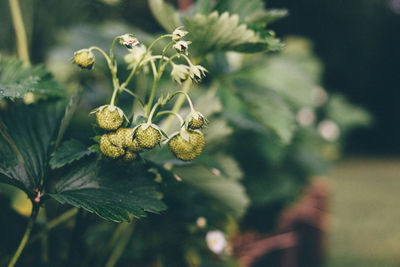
[8,203,39,267]
[104,222,135,267]
[163,79,192,132]
[9,0,30,64]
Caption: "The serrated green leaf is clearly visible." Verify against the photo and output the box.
[148,0,180,32]
[55,87,83,147]
[184,11,281,56]
[215,0,264,23]
[0,101,65,196]
[173,164,249,218]
[50,139,94,169]
[49,157,167,222]
[247,9,289,26]
[0,57,65,100]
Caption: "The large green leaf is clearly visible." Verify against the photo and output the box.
[50,139,94,169]
[173,164,249,218]
[148,0,180,32]
[184,11,281,56]
[0,101,65,196]
[49,157,167,222]
[0,57,65,100]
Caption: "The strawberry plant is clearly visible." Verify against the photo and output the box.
[0,0,369,266]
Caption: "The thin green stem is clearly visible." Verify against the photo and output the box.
[145,53,181,116]
[147,102,160,124]
[89,46,111,64]
[9,0,30,65]
[29,208,78,245]
[110,86,119,106]
[121,88,145,107]
[145,76,160,117]
[156,111,184,125]
[157,41,173,72]
[104,222,135,267]
[89,46,120,104]
[109,37,119,63]
[180,54,194,67]
[160,54,179,73]
[172,91,195,112]
[121,34,172,89]
[163,80,192,132]
[40,209,49,263]
[8,204,39,267]
[150,59,158,77]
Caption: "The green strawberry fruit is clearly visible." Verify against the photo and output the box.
[96,106,124,131]
[135,124,162,150]
[168,130,205,161]
[115,128,143,153]
[99,134,125,159]
[188,115,204,129]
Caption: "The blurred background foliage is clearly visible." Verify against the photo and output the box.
[0,0,388,266]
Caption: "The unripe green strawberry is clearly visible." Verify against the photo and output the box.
[73,49,95,69]
[115,128,143,153]
[122,150,137,162]
[188,115,204,129]
[168,130,205,161]
[99,134,125,159]
[96,105,124,131]
[135,124,162,150]
[186,111,206,130]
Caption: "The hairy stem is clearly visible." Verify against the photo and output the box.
[8,203,39,267]
[9,0,30,64]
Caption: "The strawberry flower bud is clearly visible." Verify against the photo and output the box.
[173,40,190,54]
[189,65,207,83]
[119,34,139,49]
[73,49,95,69]
[172,28,188,41]
[171,64,190,84]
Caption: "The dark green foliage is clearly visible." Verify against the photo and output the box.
[49,157,167,222]
[0,57,65,100]
[50,139,94,169]
[0,101,64,196]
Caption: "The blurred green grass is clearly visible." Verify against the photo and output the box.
[326,158,400,267]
